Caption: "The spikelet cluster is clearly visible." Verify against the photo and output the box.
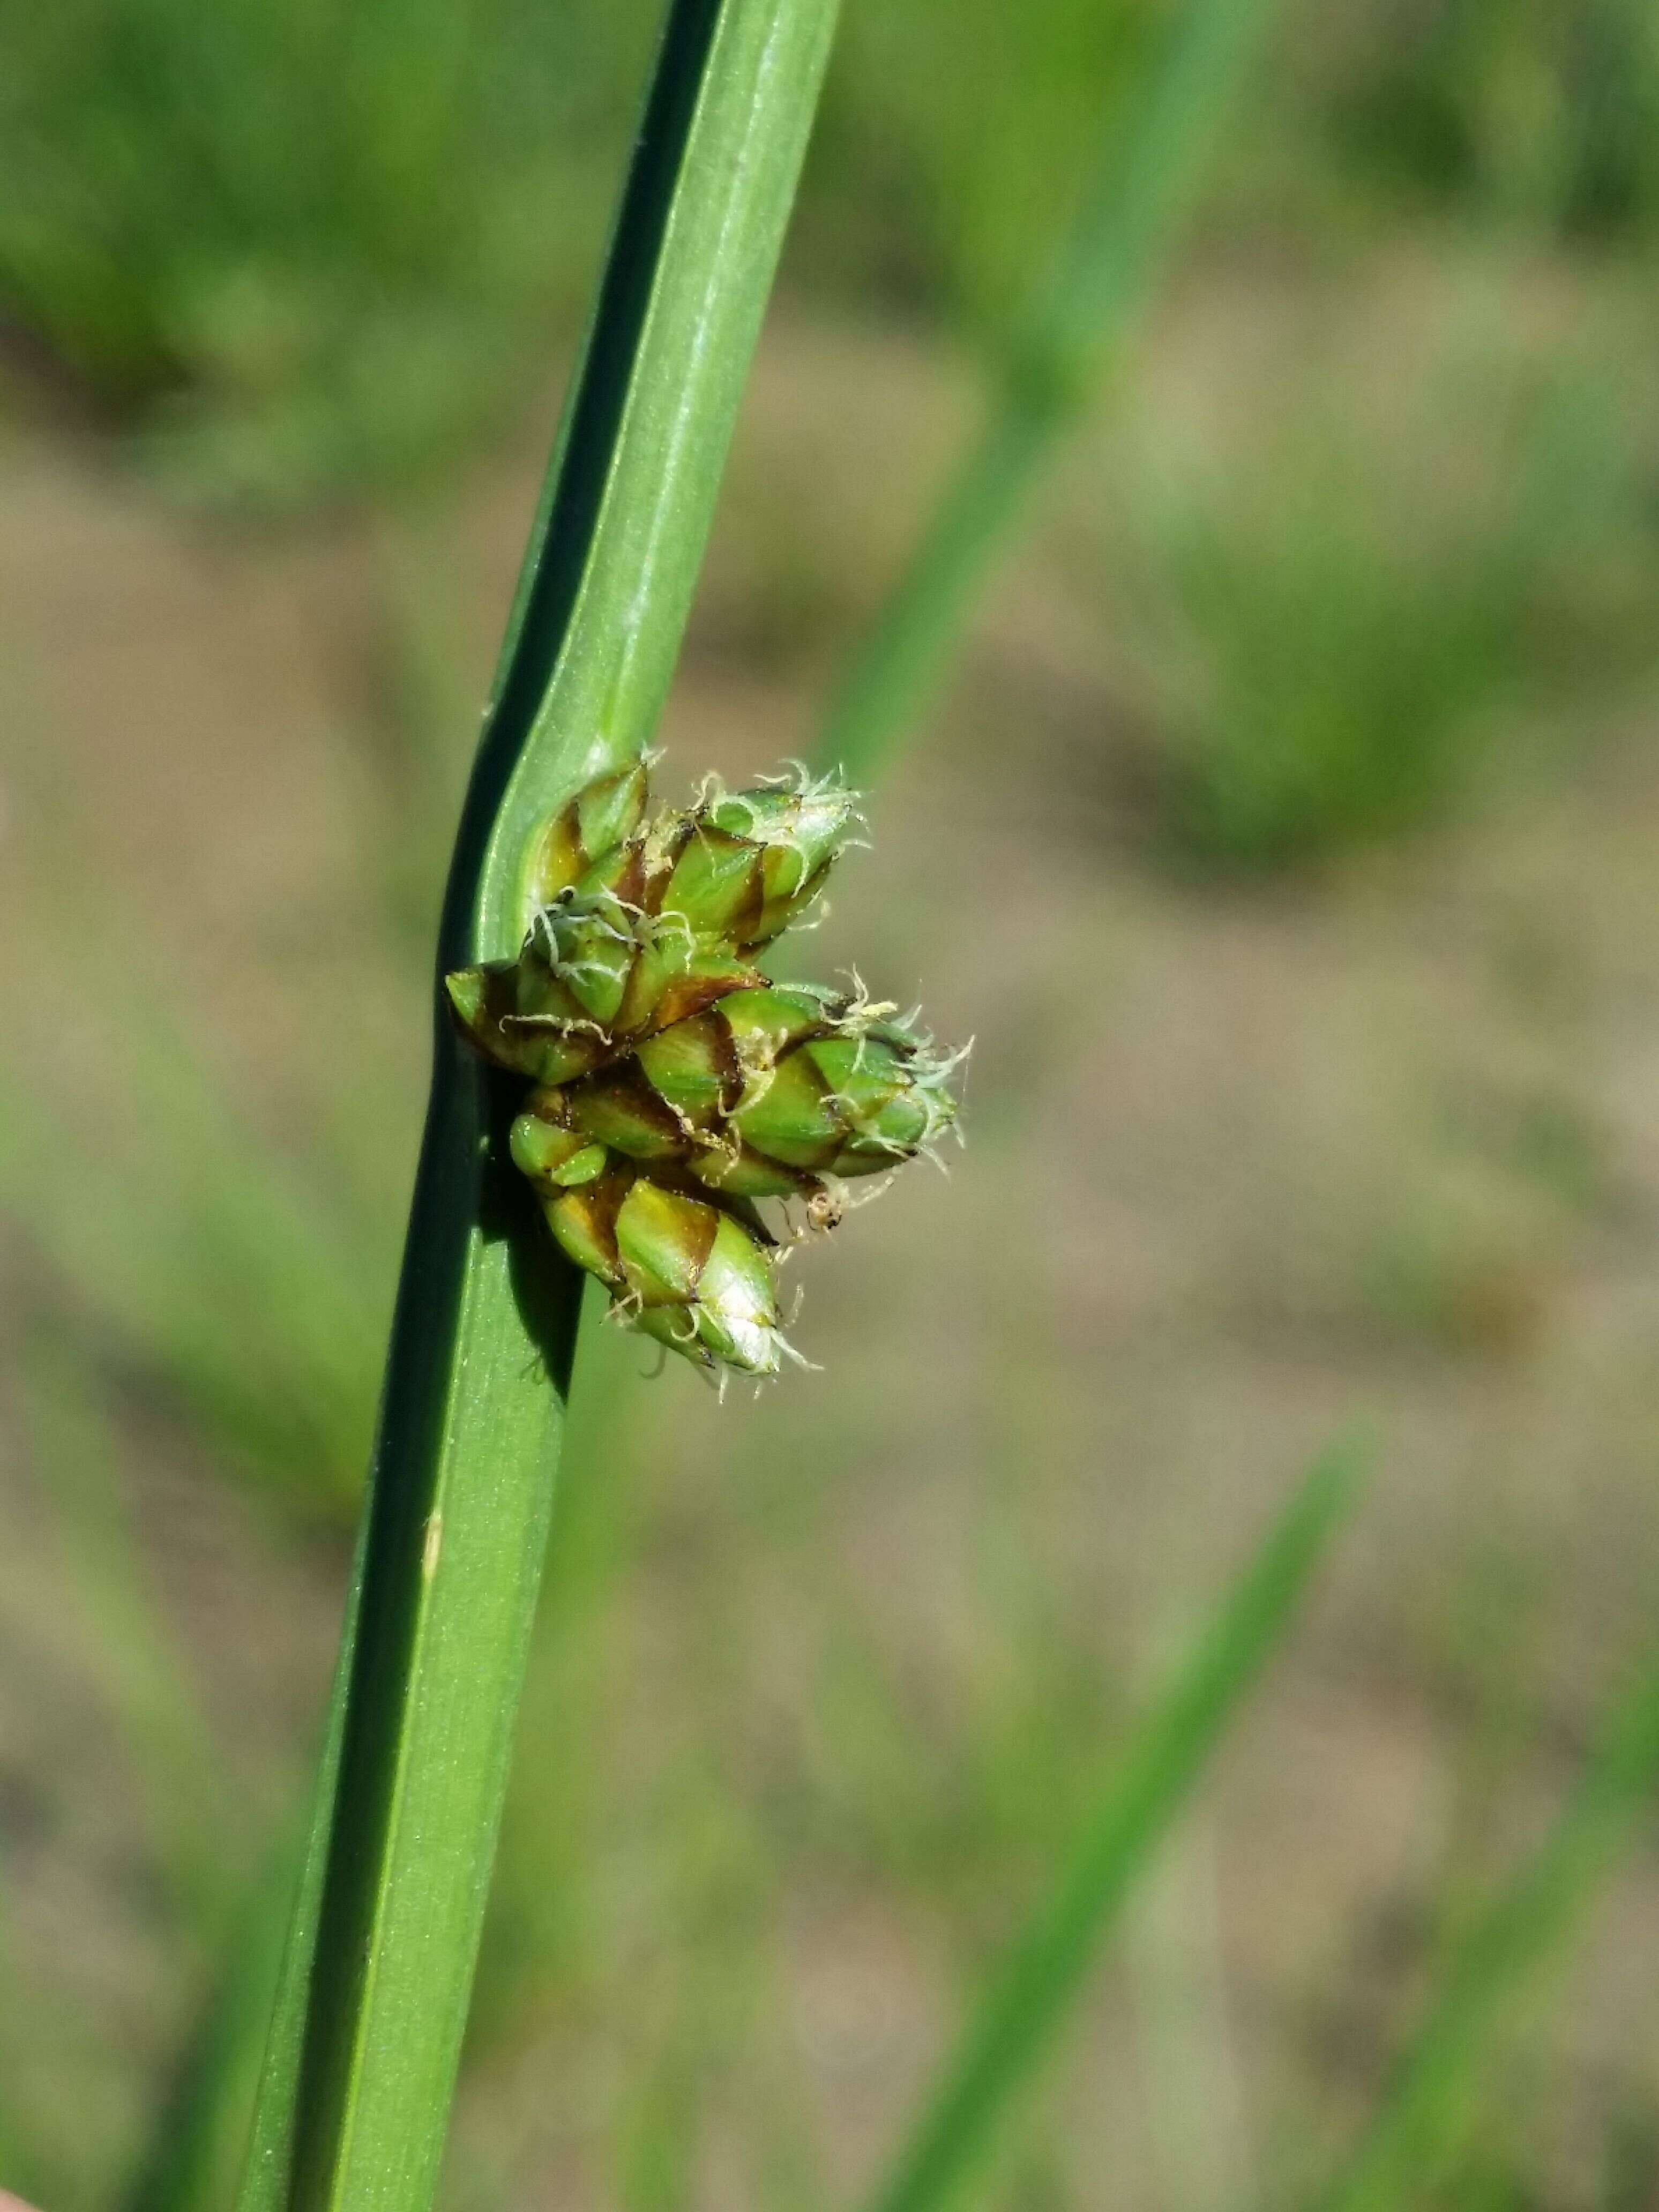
[446,761,966,1382]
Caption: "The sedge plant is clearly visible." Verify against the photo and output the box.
[0,3,1494,2202]
[236,4,843,2204]
[8,3,1284,2195]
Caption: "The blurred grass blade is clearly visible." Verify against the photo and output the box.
[19,1327,231,1934]
[236,5,841,2208]
[0,1888,36,2204]
[1310,1646,1659,2212]
[16,1321,269,2210]
[864,1433,1367,2212]
[0,1003,383,1523]
[818,0,1273,788]
[125,1841,299,2212]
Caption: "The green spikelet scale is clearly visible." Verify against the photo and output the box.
[651,767,860,945]
[525,760,651,908]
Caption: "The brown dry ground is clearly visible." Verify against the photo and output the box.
[3,288,1659,2209]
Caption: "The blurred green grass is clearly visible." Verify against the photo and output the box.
[1118,365,1655,868]
[0,0,656,503]
[4,0,1659,2207]
[0,0,1172,510]
[1314,0,1659,237]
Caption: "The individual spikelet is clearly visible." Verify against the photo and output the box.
[511,1144,799,1381]
[641,765,862,947]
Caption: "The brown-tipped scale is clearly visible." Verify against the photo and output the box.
[524,760,651,908]
[648,765,862,947]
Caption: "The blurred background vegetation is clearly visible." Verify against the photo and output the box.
[5,0,1659,2207]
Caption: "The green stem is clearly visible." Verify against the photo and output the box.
[236,6,840,2207]
[817,0,1273,788]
